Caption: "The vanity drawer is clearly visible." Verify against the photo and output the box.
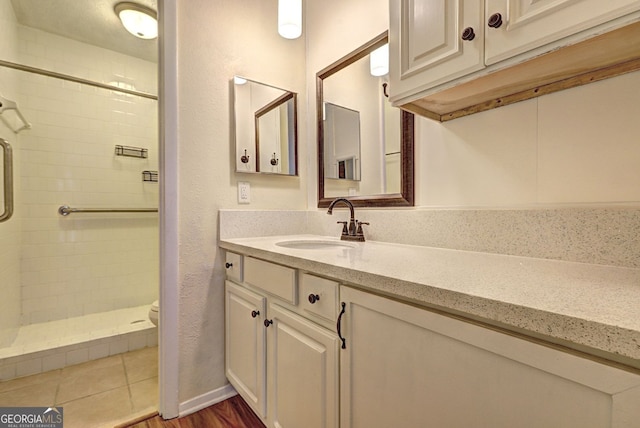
[225,252,243,283]
[244,257,297,304]
[300,273,339,322]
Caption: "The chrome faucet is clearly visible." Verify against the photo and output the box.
[327,198,369,242]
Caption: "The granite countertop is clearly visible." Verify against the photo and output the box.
[219,234,640,367]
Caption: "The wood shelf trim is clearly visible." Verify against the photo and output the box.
[399,20,640,121]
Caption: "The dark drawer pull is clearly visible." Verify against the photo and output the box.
[337,302,346,349]
[225,262,233,269]
[308,294,320,304]
[251,310,260,318]
[264,319,273,328]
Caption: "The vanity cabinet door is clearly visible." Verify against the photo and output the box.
[340,286,640,428]
[485,0,640,65]
[266,303,339,428]
[389,0,484,101]
[225,281,267,419]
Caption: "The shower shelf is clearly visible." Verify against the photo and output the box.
[142,170,159,182]
[115,145,148,158]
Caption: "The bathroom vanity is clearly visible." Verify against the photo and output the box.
[221,235,640,428]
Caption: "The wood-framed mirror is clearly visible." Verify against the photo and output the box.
[234,76,298,176]
[317,31,414,208]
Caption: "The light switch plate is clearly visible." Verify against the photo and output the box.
[238,182,251,204]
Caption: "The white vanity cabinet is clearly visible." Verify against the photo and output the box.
[389,0,640,121]
[266,303,339,428]
[225,281,267,418]
[224,253,339,428]
[340,285,640,428]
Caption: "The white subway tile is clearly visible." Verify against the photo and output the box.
[16,358,42,377]
[109,337,129,356]
[66,348,89,366]
[42,352,66,372]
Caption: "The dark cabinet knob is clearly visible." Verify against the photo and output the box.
[488,13,503,28]
[225,262,233,269]
[264,319,273,328]
[251,310,260,318]
[308,294,320,304]
[461,27,475,41]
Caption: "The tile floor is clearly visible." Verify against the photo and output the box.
[0,346,158,428]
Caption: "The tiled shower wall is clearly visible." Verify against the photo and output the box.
[0,2,21,346]
[13,25,158,325]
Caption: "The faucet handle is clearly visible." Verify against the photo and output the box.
[337,221,348,235]
[356,221,369,236]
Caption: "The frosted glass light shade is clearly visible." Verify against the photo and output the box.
[115,2,158,39]
[370,44,389,77]
[278,0,302,39]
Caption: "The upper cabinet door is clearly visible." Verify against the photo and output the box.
[390,0,484,101]
[485,0,640,65]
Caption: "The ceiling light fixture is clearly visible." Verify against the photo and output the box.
[115,2,158,40]
[278,0,302,40]
[370,43,389,77]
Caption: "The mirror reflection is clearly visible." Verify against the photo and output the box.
[234,76,298,176]
[323,102,361,181]
[317,32,414,207]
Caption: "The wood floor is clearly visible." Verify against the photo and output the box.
[122,395,265,428]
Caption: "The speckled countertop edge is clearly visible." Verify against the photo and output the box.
[219,235,640,365]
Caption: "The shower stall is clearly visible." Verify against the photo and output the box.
[0,1,158,380]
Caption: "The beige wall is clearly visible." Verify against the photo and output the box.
[416,71,640,207]
[175,0,306,402]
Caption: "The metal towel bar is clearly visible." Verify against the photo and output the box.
[0,138,13,223]
[58,205,158,216]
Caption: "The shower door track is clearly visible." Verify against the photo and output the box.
[0,59,158,100]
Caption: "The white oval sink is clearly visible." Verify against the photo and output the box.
[275,239,357,250]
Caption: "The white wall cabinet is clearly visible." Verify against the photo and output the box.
[225,253,339,428]
[340,285,640,428]
[389,0,485,100]
[389,0,640,121]
[485,0,640,64]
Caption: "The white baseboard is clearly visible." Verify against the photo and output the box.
[178,383,237,417]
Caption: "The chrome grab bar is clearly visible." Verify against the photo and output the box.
[0,138,13,222]
[58,205,158,216]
